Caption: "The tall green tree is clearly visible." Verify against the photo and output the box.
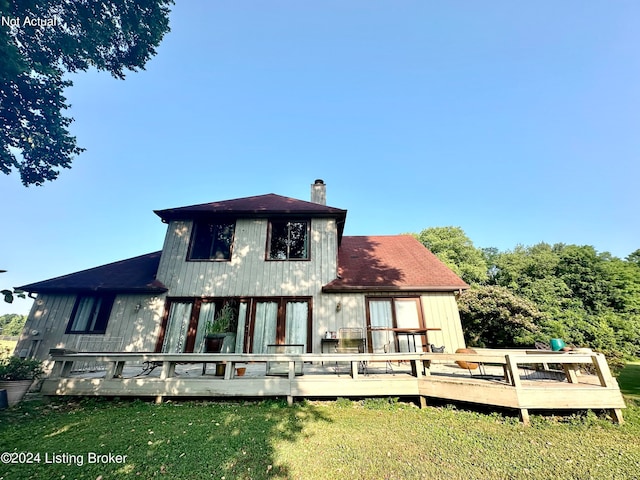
[0,0,172,186]
[0,313,26,336]
[457,285,543,348]
[488,242,640,356]
[415,226,487,284]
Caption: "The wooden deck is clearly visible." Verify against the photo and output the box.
[41,350,626,425]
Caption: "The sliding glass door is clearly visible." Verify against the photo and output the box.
[366,297,426,353]
[249,298,310,353]
[158,297,311,354]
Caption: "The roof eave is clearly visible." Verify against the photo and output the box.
[321,284,469,293]
[21,286,168,295]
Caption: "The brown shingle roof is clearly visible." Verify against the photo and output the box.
[322,235,469,292]
[155,193,347,221]
[18,252,167,294]
[155,193,348,241]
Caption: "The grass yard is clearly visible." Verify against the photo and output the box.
[618,361,640,402]
[0,339,17,356]
[0,361,638,479]
[1,393,639,480]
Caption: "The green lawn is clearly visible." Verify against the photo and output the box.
[618,361,640,402]
[1,393,639,480]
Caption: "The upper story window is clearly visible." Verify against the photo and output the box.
[188,221,235,261]
[268,219,309,260]
[66,294,115,334]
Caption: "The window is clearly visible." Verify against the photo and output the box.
[188,221,235,260]
[268,220,309,260]
[66,294,115,334]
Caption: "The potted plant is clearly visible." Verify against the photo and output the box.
[0,355,44,407]
[204,303,237,354]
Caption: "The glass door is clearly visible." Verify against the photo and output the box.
[249,298,310,353]
[367,297,426,353]
[162,301,193,353]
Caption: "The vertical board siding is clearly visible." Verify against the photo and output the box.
[105,294,166,352]
[420,293,466,352]
[17,293,166,362]
[157,218,339,298]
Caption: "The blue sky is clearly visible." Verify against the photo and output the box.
[2,1,639,316]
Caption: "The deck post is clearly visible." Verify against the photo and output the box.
[591,354,613,387]
[351,360,358,379]
[105,361,124,380]
[610,408,624,424]
[224,361,233,380]
[519,408,530,426]
[159,361,175,380]
[287,360,295,405]
[419,396,427,409]
[61,361,74,378]
[562,364,579,383]
[505,355,521,388]
[422,359,431,376]
[411,359,423,378]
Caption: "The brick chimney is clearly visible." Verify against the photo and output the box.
[310,179,326,205]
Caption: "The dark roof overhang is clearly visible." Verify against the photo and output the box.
[18,251,167,295]
[154,193,348,243]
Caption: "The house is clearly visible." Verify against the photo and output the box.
[15,180,469,364]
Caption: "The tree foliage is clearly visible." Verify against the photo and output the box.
[486,242,640,357]
[415,226,487,284]
[0,313,27,336]
[413,225,640,357]
[457,285,543,348]
[0,0,172,186]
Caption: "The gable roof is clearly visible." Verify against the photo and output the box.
[322,235,469,292]
[155,193,347,221]
[155,193,348,242]
[18,252,167,294]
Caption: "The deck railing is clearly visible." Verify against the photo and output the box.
[42,350,626,424]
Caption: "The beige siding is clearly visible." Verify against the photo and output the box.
[420,293,466,352]
[103,294,166,352]
[156,218,339,298]
[313,291,466,354]
[16,293,166,363]
[15,294,76,361]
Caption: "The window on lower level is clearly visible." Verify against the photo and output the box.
[66,294,115,334]
[188,221,235,260]
[268,220,309,260]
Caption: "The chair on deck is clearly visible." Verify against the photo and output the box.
[455,347,486,376]
[335,328,366,374]
[370,327,394,373]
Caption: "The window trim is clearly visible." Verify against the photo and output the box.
[186,220,236,262]
[65,293,115,334]
[266,219,310,261]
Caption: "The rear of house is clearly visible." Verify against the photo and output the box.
[15,180,468,365]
